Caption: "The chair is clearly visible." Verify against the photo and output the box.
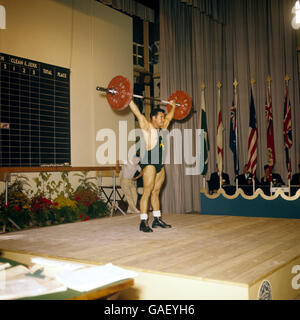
[97,170,126,216]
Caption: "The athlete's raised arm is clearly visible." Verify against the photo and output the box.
[129,100,149,130]
[163,101,176,129]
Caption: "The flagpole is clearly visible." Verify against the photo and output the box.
[266,75,274,194]
[202,83,206,190]
[285,74,291,196]
[200,82,208,191]
[233,79,239,192]
[251,78,256,195]
[217,81,223,191]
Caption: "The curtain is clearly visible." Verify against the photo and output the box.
[97,0,155,22]
[180,0,226,24]
[160,0,300,214]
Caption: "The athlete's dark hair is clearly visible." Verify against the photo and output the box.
[150,108,165,119]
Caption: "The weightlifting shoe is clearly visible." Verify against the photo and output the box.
[139,220,153,233]
[152,217,172,229]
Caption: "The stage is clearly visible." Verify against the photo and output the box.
[1,213,300,300]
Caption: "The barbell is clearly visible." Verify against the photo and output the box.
[96,75,192,120]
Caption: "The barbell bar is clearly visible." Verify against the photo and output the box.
[96,75,192,120]
[96,88,178,106]
[132,94,181,107]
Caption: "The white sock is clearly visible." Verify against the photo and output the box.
[140,213,148,220]
[153,210,161,218]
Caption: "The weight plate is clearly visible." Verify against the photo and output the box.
[167,90,192,120]
[106,75,133,111]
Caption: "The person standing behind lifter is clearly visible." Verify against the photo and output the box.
[120,156,142,214]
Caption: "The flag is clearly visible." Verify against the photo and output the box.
[265,85,276,181]
[247,88,258,175]
[283,85,293,181]
[229,90,239,176]
[216,87,224,173]
[200,88,210,175]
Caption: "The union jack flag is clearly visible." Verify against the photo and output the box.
[283,85,293,180]
[230,105,237,131]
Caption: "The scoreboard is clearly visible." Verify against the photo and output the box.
[0,53,71,167]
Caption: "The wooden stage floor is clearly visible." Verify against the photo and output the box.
[1,213,300,289]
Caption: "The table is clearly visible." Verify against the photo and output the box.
[0,257,134,300]
[200,191,300,219]
[214,185,300,197]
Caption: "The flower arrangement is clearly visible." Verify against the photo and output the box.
[30,196,54,227]
[0,171,109,232]
[0,202,31,231]
[51,195,79,223]
[53,195,77,210]
[73,188,109,220]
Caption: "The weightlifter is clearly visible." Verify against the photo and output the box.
[129,99,176,232]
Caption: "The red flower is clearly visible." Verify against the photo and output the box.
[75,196,81,201]
[53,202,58,207]
[4,203,10,209]
[43,198,52,205]
[83,216,90,221]
[79,214,83,219]
[86,202,91,207]
[13,205,21,212]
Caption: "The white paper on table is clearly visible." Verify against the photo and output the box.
[5,265,30,279]
[31,257,86,278]
[0,265,67,300]
[55,263,138,292]
[0,263,11,271]
[0,278,67,300]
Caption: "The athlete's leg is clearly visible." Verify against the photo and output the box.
[150,166,165,211]
[140,165,156,214]
[139,165,156,232]
[150,167,171,229]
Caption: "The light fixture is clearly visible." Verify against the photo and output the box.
[291,1,300,30]
[0,5,6,29]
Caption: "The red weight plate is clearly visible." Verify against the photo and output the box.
[167,90,192,120]
[106,75,133,111]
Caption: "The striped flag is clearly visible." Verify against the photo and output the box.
[200,88,210,175]
[247,88,258,175]
[283,85,293,181]
[229,89,239,176]
[216,85,224,173]
[265,85,276,181]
